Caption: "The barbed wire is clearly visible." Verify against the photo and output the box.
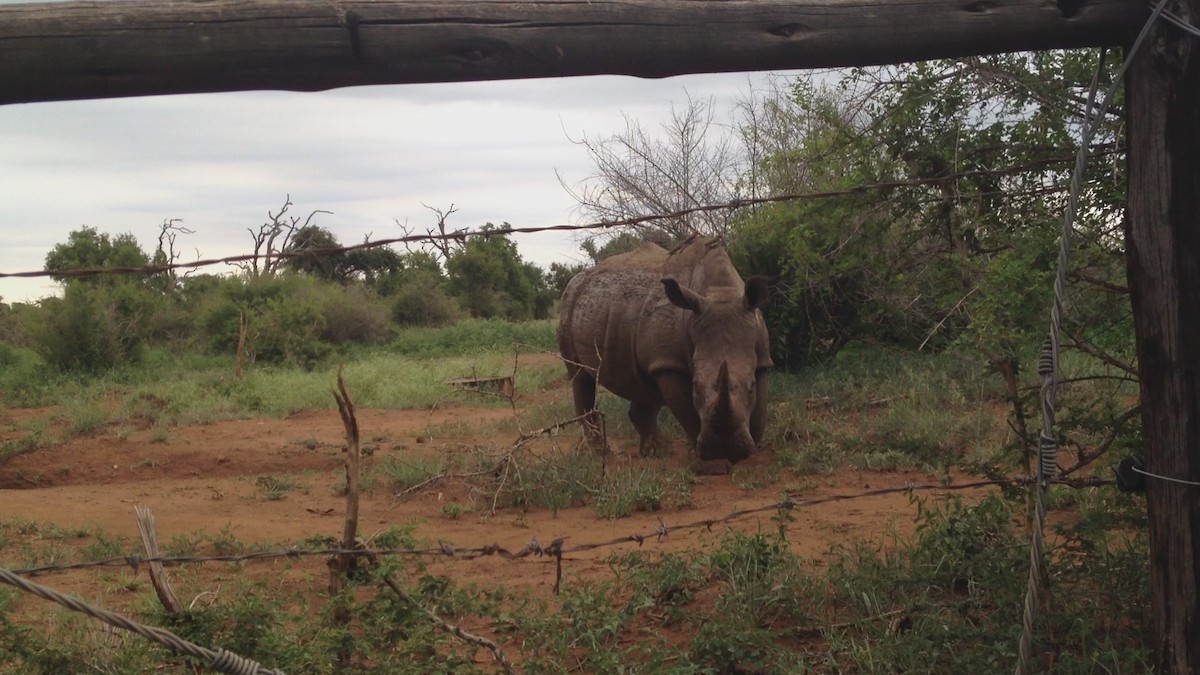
[9,475,1109,579]
[0,566,285,675]
[0,151,1116,282]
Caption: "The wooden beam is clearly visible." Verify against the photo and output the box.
[0,0,1145,105]
[1125,2,1200,670]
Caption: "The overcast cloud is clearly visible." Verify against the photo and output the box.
[0,72,785,303]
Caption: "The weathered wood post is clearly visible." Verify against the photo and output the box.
[1125,3,1200,671]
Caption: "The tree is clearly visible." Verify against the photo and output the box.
[285,224,405,285]
[727,53,1140,501]
[730,52,1129,372]
[563,95,745,240]
[445,225,552,320]
[237,195,330,279]
[373,250,461,327]
[579,227,677,264]
[44,226,150,284]
[150,218,194,292]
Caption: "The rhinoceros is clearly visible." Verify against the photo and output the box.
[556,236,771,466]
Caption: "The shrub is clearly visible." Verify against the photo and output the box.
[194,274,390,367]
[389,269,461,327]
[35,284,134,373]
[307,283,390,346]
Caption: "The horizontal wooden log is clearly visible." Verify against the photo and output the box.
[1,0,1145,105]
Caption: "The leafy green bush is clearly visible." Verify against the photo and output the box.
[445,226,554,321]
[305,282,390,347]
[35,283,136,373]
[195,274,391,367]
[388,268,461,327]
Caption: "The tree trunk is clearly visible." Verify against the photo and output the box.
[0,0,1144,105]
[1124,6,1200,672]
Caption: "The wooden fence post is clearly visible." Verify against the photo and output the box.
[1125,5,1200,671]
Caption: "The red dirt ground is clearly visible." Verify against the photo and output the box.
[0,353,974,664]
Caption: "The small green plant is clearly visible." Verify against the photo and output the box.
[1,432,46,464]
[595,465,694,519]
[203,524,244,556]
[80,529,126,561]
[442,501,471,519]
[63,398,111,437]
[294,436,321,450]
[165,532,202,556]
[731,464,778,490]
[497,448,604,512]
[255,474,300,500]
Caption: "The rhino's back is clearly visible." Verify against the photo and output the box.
[663,236,744,293]
[558,261,669,402]
[595,242,670,271]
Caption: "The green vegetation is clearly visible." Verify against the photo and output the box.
[2,218,558,382]
[0,488,1149,672]
[0,50,1151,673]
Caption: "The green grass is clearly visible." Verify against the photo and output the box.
[0,320,565,454]
[388,318,557,357]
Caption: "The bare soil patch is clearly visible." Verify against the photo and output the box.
[0,362,966,645]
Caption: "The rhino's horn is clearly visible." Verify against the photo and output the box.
[716,361,730,390]
[713,361,734,429]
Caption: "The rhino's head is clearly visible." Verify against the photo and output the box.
[663,276,769,463]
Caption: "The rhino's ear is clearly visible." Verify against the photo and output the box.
[744,276,770,310]
[663,277,705,313]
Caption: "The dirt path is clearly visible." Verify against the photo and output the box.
[0,365,956,615]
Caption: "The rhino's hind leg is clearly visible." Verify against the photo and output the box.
[568,366,609,455]
[628,401,666,457]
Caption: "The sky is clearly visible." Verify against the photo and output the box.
[0,72,790,303]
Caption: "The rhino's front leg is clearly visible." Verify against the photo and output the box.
[628,400,666,457]
[654,372,700,446]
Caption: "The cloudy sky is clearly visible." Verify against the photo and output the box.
[0,71,788,303]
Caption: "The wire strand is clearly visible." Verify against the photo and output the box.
[0,152,1112,282]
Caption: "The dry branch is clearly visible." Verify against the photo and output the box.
[328,366,362,670]
[382,572,515,675]
[329,366,362,596]
[134,506,182,615]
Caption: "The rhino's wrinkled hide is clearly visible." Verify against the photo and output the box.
[556,236,771,464]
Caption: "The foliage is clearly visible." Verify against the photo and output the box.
[725,53,1127,372]
[34,283,139,373]
[0,300,42,350]
[580,226,678,263]
[444,225,554,321]
[285,224,406,285]
[43,226,150,285]
[389,318,556,358]
[196,273,392,368]
[9,217,564,376]
[388,268,462,328]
